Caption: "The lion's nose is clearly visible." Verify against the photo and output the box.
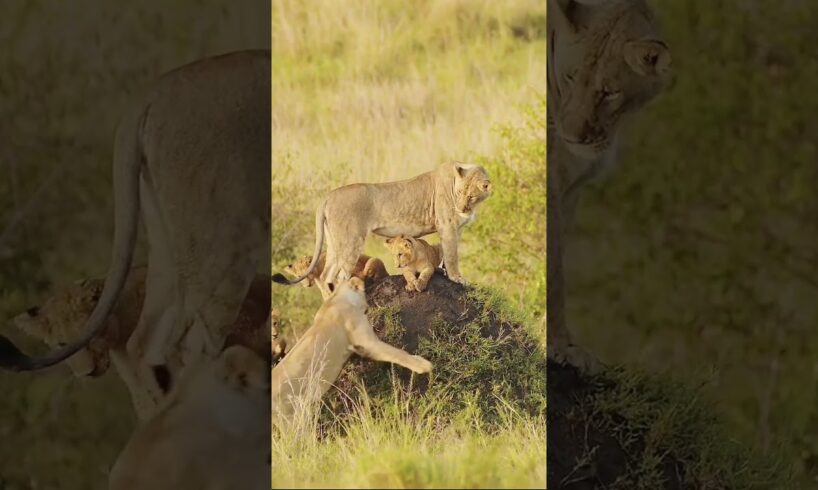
[558,111,598,144]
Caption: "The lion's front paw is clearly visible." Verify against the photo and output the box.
[448,275,469,286]
[549,342,601,374]
[404,281,418,292]
[409,355,433,374]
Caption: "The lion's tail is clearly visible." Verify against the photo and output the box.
[0,105,144,371]
[272,198,326,285]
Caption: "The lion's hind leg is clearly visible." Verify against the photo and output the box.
[321,252,358,295]
[125,177,181,409]
[323,217,366,292]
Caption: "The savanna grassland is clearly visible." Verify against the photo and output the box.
[271,0,547,487]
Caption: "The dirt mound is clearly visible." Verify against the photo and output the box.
[310,274,785,490]
[322,273,546,428]
[315,274,783,487]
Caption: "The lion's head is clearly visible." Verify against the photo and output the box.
[284,255,317,287]
[385,235,417,269]
[549,0,672,159]
[217,345,271,406]
[452,162,492,214]
[13,279,110,377]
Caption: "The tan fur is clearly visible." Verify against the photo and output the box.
[0,51,271,418]
[274,162,491,290]
[109,345,270,490]
[271,277,432,432]
[283,252,388,298]
[385,235,442,292]
[547,0,671,371]
[13,279,128,379]
[269,308,287,364]
[13,266,275,420]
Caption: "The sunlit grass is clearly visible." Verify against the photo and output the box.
[272,0,547,184]
[272,390,546,489]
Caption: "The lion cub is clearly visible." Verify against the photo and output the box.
[283,252,387,298]
[109,345,270,490]
[268,308,287,365]
[385,235,442,292]
[13,266,277,420]
[272,277,432,432]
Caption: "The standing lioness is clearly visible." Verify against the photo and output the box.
[273,162,491,290]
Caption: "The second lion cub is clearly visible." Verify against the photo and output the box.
[283,252,388,299]
[385,235,442,292]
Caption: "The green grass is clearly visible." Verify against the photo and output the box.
[588,368,792,489]
[272,392,546,489]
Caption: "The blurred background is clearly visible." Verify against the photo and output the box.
[0,2,265,488]
[566,1,818,485]
[272,0,546,486]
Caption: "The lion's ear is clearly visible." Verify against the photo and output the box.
[550,0,580,31]
[624,40,671,77]
[454,162,477,178]
[348,277,365,292]
[552,0,629,32]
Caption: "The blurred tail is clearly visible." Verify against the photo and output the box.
[0,105,143,371]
